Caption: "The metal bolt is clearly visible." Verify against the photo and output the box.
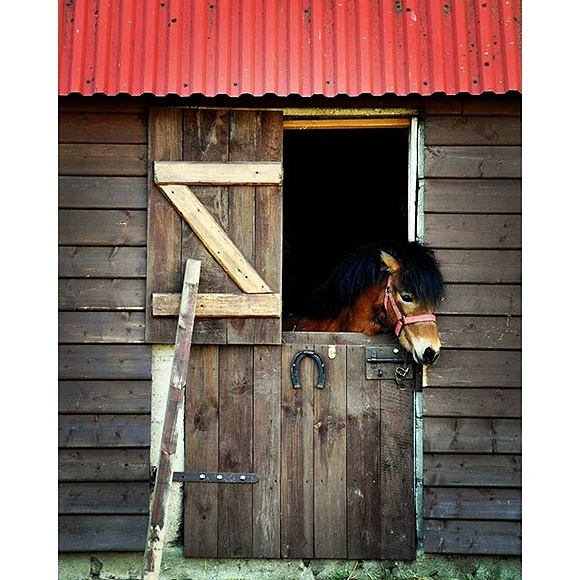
[199,474,206,480]
[240,475,246,481]
[217,474,223,480]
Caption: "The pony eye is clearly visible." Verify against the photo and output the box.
[400,293,413,303]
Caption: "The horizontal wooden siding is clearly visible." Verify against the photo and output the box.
[421,98,522,555]
[58,103,152,552]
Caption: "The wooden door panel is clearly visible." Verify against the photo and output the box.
[146,108,283,345]
[183,337,416,559]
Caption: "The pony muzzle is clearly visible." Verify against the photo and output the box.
[384,285,441,365]
[420,346,440,366]
[400,328,441,366]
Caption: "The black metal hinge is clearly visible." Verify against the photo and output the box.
[173,471,259,483]
[150,467,259,486]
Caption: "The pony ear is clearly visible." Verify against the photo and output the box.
[380,250,401,273]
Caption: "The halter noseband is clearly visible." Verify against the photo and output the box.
[384,277,437,337]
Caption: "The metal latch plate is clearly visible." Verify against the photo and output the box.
[365,346,408,380]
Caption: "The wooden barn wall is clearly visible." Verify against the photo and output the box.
[421,97,522,554]
[58,103,152,551]
[57,94,521,556]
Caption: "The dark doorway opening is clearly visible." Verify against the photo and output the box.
[282,127,409,319]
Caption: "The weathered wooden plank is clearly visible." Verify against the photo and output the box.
[58,380,151,413]
[423,94,521,117]
[281,342,314,558]
[346,344,381,559]
[424,116,521,146]
[58,100,148,114]
[58,515,149,552]
[424,418,521,453]
[437,315,521,350]
[145,259,200,579]
[436,249,522,284]
[59,176,148,209]
[154,161,282,185]
[146,107,184,343]
[157,184,272,294]
[461,94,522,116]
[425,214,521,249]
[423,97,463,115]
[188,319,228,344]
[423,388,521,417]
[424,146,521,178]
[254,111,283,312]
[180,110,231,343]
[439,284,521,316]
[58,209,147,246]
[252,345,282,557]
[426,349,521,388]
[59,344,151,380]
[58,449,150,481]
[58,312,146,343]
[423,520,521,555]
[226,111,262,344]
[253,186,283,340]
[313,343,347,559]
[424,178,521,213]
[58,112,147,143]
[380,381,415,559]
[152,292,281,317]
[183,345,220,557]
[228,110,284,344]
[58,414,151,448]
[59,482,150,513]
[59,246,147,278]
[217,346,254,557]
[423,454,521,487]
[183,108,229,160]
[59,279,145,310]
[423,487,521,520]
[59,143,147,175]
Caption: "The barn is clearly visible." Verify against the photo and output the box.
[58,0,522,578]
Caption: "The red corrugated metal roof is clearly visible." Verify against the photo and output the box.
[58,0,521,98]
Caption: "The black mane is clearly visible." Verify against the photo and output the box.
[303,240,446,320]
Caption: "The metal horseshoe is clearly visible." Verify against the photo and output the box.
[290,350,326,389]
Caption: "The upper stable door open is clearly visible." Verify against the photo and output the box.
[282,117,416,321]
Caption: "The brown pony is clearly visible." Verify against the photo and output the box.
[283,241,446,366]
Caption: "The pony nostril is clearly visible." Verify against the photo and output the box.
[422,347,439,365]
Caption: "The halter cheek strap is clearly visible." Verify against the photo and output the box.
[384,282,437,338]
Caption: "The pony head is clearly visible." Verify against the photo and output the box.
[378,244,445,365]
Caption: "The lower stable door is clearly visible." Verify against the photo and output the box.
[182,334,418,559]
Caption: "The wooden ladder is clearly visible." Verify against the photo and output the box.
[142,259,201,580]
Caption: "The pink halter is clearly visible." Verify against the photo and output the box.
[384,278,437,337]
